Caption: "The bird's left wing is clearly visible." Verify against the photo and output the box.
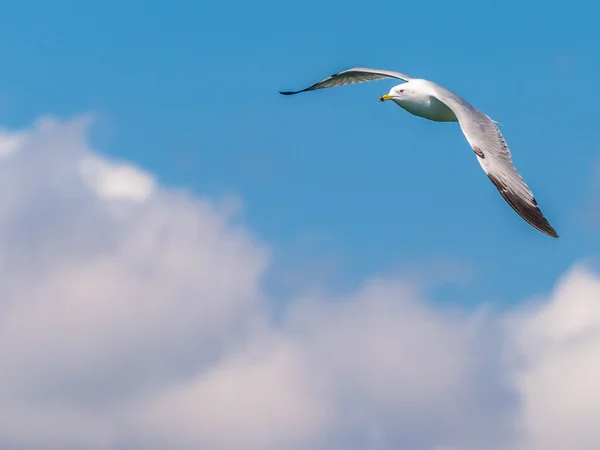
[428,83,558,238]
[280,67,412,95]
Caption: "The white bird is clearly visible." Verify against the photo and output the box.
[280,67,558,238]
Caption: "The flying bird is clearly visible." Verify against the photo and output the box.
[280,67,558,238]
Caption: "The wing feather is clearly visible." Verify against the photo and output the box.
[428,83,558,238]
[280,67,412,95]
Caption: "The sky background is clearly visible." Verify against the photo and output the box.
[1,1,600,449]
[1,0,598,305]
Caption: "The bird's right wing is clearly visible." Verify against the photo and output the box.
[279,67,412,95]
[428,83,559,238]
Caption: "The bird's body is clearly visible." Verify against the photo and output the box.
[280,67,558,238]
[389,79,458,122]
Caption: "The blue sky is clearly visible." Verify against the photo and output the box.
[4,2,600,449]
[1,0,599,306]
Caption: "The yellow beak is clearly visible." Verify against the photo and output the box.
[379,94,393,102]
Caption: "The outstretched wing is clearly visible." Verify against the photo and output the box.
[428,83,558,238]
[280,67,412,95]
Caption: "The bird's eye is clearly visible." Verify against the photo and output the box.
[399,89,404,93]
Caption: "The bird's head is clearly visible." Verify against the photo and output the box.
[379,84,409,103]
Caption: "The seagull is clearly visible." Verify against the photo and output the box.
[280,67,558,238]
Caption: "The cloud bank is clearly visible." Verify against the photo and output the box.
[0,117,599,450]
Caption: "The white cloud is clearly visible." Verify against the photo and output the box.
[0,128,26,157]
[0,116,269,448]
[0,115,599,450]
[130,279,513,450]
[131,332,336,450]
[506,266,600,450]
[79,155,155,202]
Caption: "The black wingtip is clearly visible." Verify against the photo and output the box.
[488,173,559,239]
[524,206,559,239]
[279,89,310,95]
[280,86,317,96]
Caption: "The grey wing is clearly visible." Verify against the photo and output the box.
[279,67,412,95]
[429,84,558,238]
